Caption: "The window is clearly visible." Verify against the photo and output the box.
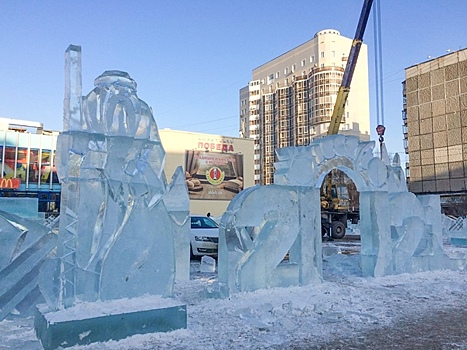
[16,148,28,183]
[331,51,336,57]
[292,64,296,72]
[320,51,325,58]
[284,67,289,75]
[28,149,39,183]
[276,72,279,78]
[310,55,315,63]
[4,146,15,179]
[301,59,306,67]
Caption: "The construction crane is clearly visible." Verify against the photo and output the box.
[321,0,374,239]
[327,0,374,135]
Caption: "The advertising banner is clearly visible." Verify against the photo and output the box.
[185,150,244,200]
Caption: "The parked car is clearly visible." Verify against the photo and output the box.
[190,215,219,257]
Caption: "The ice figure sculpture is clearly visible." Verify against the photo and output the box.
[42,45,190,308]
[35,45,188,349]
[218,185,322,297]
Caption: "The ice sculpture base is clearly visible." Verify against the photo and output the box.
[34,296,186,349]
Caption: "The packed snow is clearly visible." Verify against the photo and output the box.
[1,239,466,350]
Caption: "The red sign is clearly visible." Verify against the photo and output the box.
[197,142,234,152]
[0,178,21,189]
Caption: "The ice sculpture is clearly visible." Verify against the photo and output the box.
[218,185,322,297]
[219,134,465,296]
[0,211,57,321]
[274,135,458,276]
[445,216,467,247]
[35,45,188,348]
[53,68,177,305]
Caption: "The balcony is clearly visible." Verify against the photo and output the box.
[401,110,407,122]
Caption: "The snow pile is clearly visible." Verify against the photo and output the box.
[1,261,466,349]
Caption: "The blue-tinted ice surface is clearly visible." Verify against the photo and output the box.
[41,46,190,310]
[446,217,467,247]
[0,197,41,219]
[0,210,57,320]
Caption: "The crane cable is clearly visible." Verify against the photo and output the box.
[373,0,384,126]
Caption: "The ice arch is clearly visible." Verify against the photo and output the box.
[219,135,451,296]
[275,134,452,276]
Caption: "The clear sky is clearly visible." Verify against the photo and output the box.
[1,1,466,155]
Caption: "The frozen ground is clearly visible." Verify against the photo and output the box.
[1,239,466,350]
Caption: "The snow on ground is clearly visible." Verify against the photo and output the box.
[1,242,466,349]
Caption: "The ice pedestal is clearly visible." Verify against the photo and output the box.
[35,296,186,350]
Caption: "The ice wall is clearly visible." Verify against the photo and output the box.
[42,45,190,309]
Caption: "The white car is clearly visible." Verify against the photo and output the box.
[190,215,219,257]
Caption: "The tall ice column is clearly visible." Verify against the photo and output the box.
[64,45,82,131]
[57,45,83,308]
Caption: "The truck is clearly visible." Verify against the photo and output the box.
[321,0,373,239]
[320,170,359,239]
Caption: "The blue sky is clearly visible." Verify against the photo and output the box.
[1,1,466,155]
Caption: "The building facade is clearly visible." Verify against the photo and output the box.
[0,118,60,218]
[403,48,467,215]
[0,119,254,219]
[240,29,370,185]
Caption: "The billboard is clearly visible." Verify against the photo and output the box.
[185,150,244,200]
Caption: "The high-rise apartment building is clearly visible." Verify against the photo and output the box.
[240,29,370,185]
[403,48,467,214]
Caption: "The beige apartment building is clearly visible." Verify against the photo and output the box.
[240,29,370,184]
[159,129,254,217]
[403,48,467,214]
